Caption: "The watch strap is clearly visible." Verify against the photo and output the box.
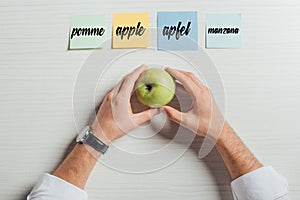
[85,131,109,154]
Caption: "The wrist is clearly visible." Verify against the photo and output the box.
[91,122,112,146]
[215,122,234,147]
[200,120,231,143]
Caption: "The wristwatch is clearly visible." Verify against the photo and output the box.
[76,126,109,154]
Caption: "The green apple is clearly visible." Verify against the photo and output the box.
[135,68,176,108]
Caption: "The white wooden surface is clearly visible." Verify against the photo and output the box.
[1,0,300,199]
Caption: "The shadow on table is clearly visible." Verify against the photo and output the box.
[132,82,233,200]
[156,126,233,200]
[191,136,233,200]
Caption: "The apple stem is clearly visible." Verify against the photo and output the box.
[145,84,152,91]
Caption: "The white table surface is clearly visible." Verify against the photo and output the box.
[1,0,300,199]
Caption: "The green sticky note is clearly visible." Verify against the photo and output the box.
[69,15,106,50]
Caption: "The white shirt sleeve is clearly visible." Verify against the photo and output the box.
[27,173,88,200]
[231,166,289,200]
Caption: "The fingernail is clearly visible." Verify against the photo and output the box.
[141,64,147,68]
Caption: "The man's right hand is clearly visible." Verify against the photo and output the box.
[162,68,262,180]
[161,67,226,141]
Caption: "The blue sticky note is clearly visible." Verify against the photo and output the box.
[206,14,242,49]
[157,11,198,50]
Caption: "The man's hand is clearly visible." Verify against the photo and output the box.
[161,68,224,140]
[162,68,262,180]
[92,64,160,145]
[53,65,159,189]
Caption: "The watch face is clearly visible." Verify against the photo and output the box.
[76,126,90,143]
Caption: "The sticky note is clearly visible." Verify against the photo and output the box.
[112,13,149,48]
[157,11,198,51]
[206,14,242,49]
[69,15,106,50]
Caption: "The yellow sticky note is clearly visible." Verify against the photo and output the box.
[112,13,149,48]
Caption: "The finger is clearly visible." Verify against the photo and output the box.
[118,64,147,99]
[175,69,206,89]
[161,105,182,125]
[165,67,197,98]
[112,77,124,95]
[175,69,192,75]
[133,108,160,125]
[122,64,147,91]
[111,64,147,99]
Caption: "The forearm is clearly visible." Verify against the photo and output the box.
[215,122,262,180]
[53,143,100,189]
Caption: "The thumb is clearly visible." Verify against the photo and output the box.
[161,106,182,124]
[133,108,160,125]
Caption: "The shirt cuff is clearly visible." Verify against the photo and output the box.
[231,166,289,200]
[27,173,88,200]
